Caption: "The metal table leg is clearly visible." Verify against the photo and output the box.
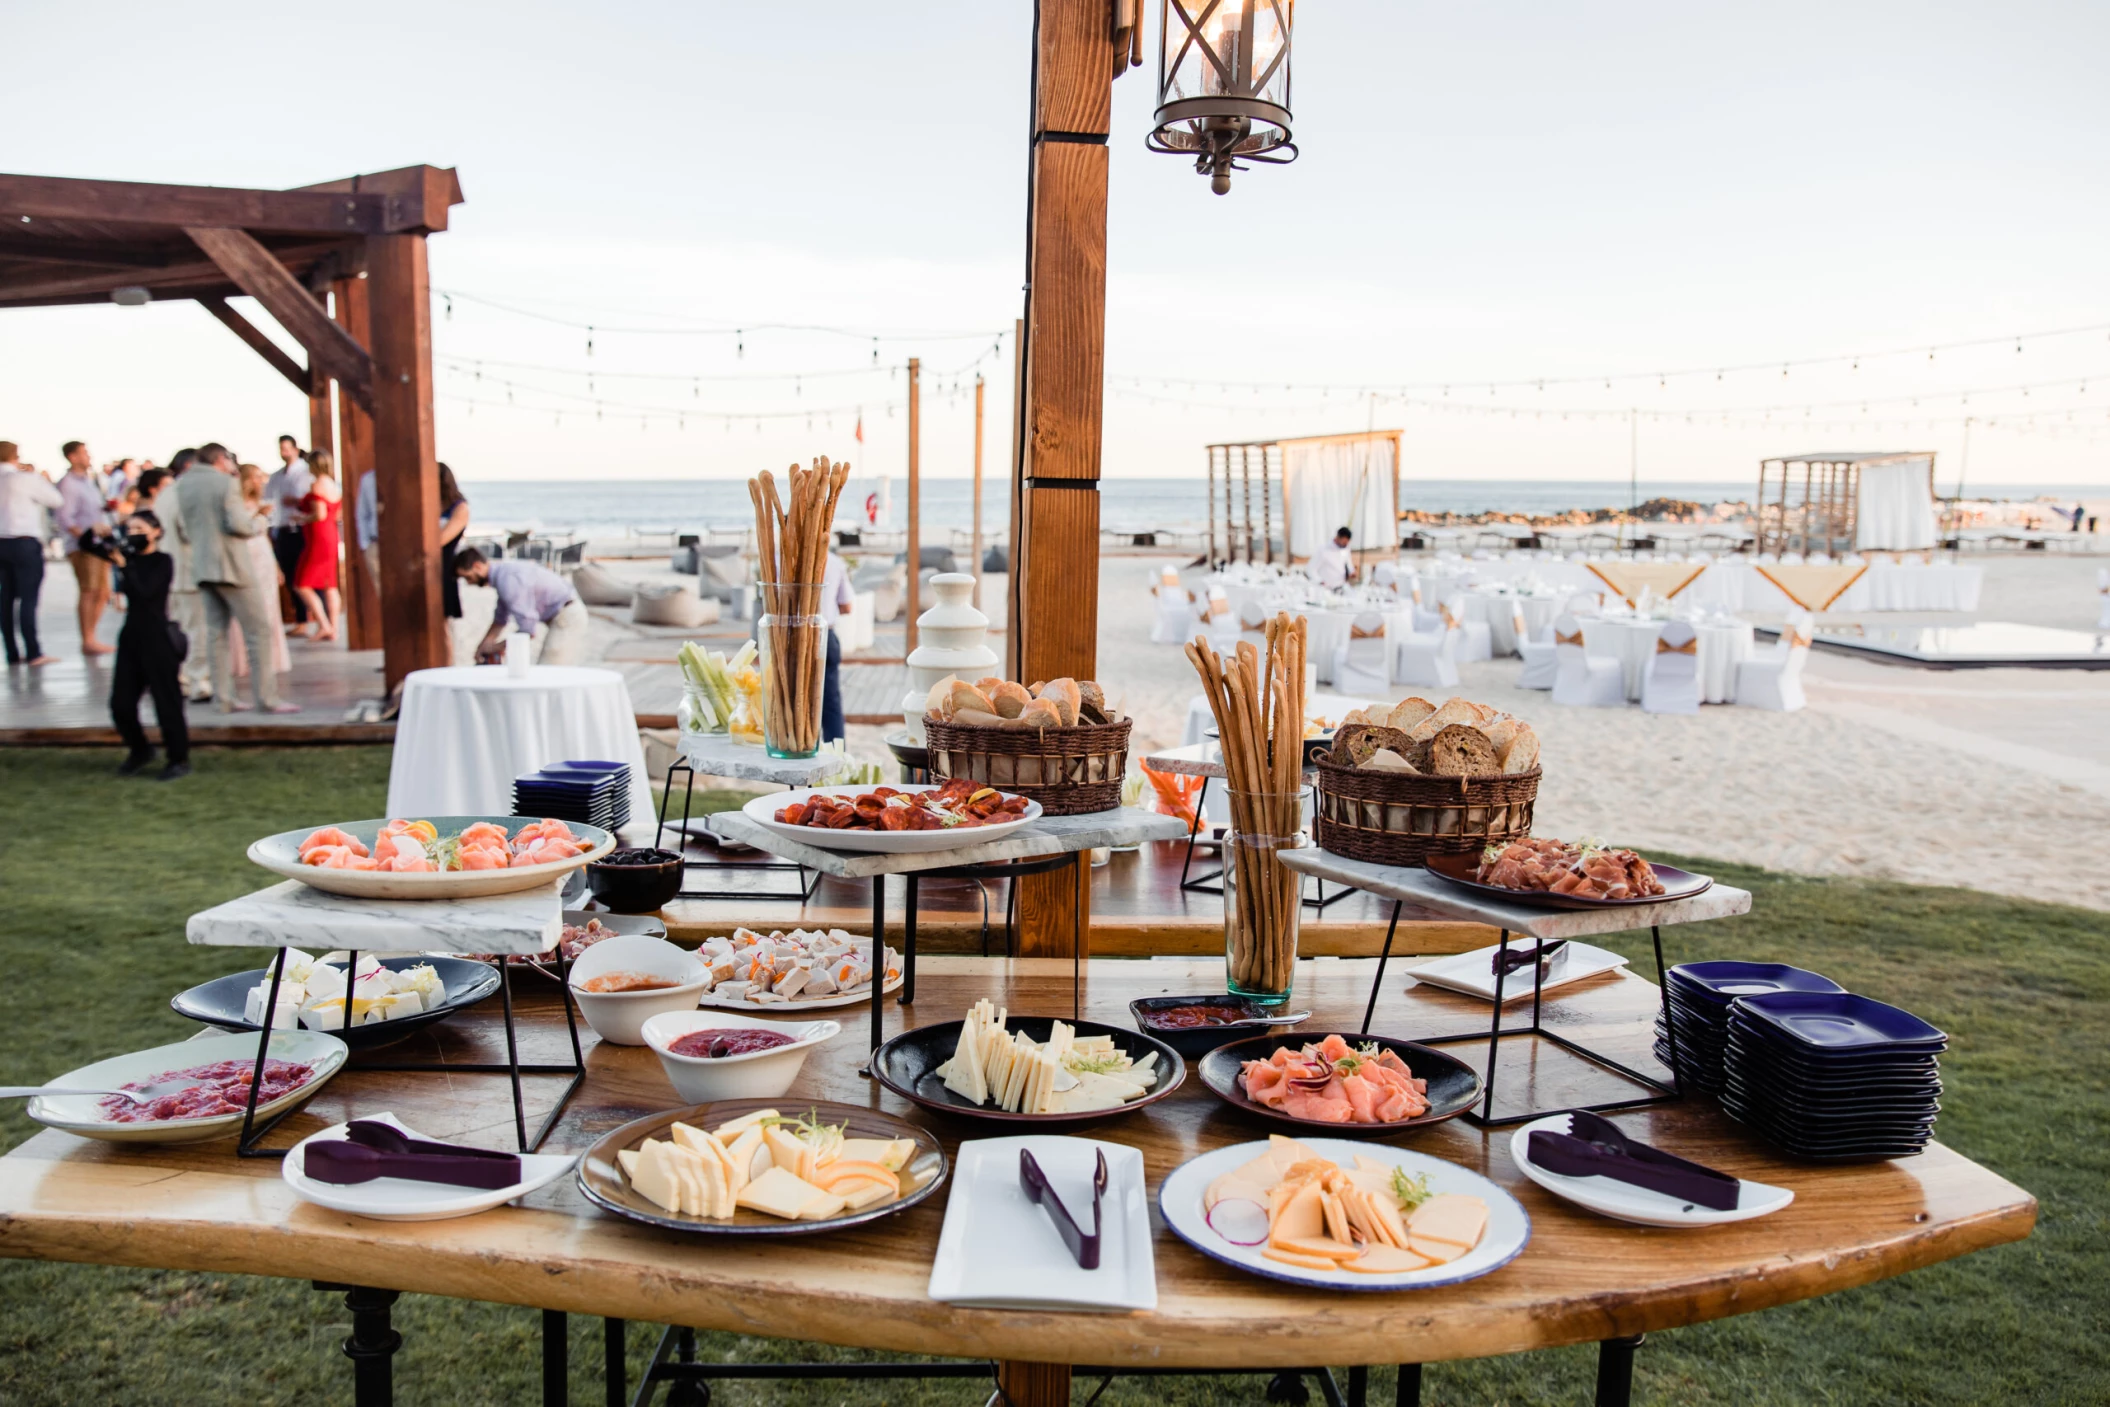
[316,1284,401,1407]
[604,1318,626,1407]
[1396,1363,1422,1406]
[1595,1334,1643,1407]
[1360,901,1404,1033]
[544,1309,568,1407]
[1178,776,1224,894]
[901,876,919,1005]
[863,878,887,1067]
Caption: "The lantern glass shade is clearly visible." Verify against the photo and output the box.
[1148,0,1296,194]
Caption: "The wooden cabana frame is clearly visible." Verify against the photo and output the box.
[1755,450,1935,558]
[1205,429,1401,567]
[0,166,464,689]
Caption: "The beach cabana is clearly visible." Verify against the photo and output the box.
[0,166,463,688]
[1755,451,1938,556]
[1205,430,1400,565]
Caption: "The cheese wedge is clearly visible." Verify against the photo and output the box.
[724,1125,766,1185]
[1268,1135,1323,1176]
[629,1140,684,1214]
[1363,1189,1409,1250]
[837,1137,906,1171]
[712,1108,779,1139]
[1319,1190,1352,1246]
[737,1166,829,1220]
[1276,1235,1363,1262]
[941,1021,988,1104]
[1262,1246,1340,1272]
[764,1126,812,1183]
[839,1180,897,1212]
[1343,1244,1430,1274]
[1407,1233,1466,1265]
[1204,1173,1273,1213]
[1269,1184,1327,1245]
[1408,1194,1488,1250]
[616,1148,641,1180]
[794,1188,848,1220]
[1231,1152,1285,1192]
[811,1160,899,1195]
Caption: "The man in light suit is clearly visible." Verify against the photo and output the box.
[171,443,298,714]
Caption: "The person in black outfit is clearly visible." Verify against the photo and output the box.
[87,510,190,781]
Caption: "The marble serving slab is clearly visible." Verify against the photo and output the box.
[187,879,563,955]
[704,807,1188,879]
[1275,849,1752,941]
[677,733,845,787]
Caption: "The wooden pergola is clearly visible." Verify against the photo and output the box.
[1205,430,1402,566]
[1755,450,1935,557]
[0,166,462,689]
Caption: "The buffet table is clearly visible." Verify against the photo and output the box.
[0,958,2035,1407]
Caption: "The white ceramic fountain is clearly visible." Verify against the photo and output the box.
[902,573,998,742]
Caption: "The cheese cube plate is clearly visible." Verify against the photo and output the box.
[871,1017,1186,1128]
[170,955,503,1051]
[1159,1139,1531,1292]
[577,1098,947,1236]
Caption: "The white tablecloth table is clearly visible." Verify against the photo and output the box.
[387,665,653,826]
[1583,618,1660,701]
[1695,620,1755,703]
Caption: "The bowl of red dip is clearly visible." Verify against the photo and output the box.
[1128,994,1310,1058]
[641,1011,841,1102]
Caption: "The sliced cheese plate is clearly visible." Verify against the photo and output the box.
[576,1097,948,1236]
[1158,1138,1530,1291]
[871,1017,1185,1129]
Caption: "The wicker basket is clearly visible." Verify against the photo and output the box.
[922,717,1133,816]
[1311,757,1540,867]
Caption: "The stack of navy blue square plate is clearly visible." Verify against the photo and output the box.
[1656,961,1844,1096]
[1720,991,1945,1161]
[512,759,631,831]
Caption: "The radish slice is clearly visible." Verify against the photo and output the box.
[1206,1198,1269,1246]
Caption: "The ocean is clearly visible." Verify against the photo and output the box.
[455,477,2092,537]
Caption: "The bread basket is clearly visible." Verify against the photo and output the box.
[921,717,1133,817]
[1310,757,1540,867]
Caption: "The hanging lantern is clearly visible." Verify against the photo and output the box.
[1147,0,1296,195]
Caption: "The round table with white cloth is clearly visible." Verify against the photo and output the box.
[385,665,654,827]
[1299,604,1414,683]
[1694,620,1755,703]
[1583,618,1662,701]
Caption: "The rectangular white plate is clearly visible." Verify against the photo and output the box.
[1406,941,1629,1004]
[928,1135,1156,1313]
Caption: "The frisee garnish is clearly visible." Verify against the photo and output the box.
[1066,1052,1128,1075]
[1391,1167,1433,1212]
[1332,1041,1384,1078]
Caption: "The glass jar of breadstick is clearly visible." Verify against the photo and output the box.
[758,582,826,759]
[1221,787,1306,1005]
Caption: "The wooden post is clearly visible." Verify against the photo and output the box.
[906,356,921,652]
[335,275,383,652]
[971,373,985,609]
[365,235,445,689]
[1260,441,1273,564]
[1009,0,1114,973]
[1240,445,1253,562]
[1205,445,1216,563]
[306,308,342,639]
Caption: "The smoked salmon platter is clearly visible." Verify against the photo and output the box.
[1197,1033,1481,1135]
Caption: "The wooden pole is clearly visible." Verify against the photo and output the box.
[306,299,341,640]
[1240,446,1252,562]
[971,373,985,609]
[1010,0,1114,977]
[1205,445,1217,564]
[365,235,445,689]
[1260,441,1272,564]
[334,275,383,653]
[906,356,921,652]
[1005,316,1025,638]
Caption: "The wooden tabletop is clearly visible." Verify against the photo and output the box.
[0,957,2033,1370]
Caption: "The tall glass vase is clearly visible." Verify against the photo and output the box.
[1221,788,1304,1005]
[758,582,825,759]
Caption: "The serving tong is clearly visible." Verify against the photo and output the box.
[1526,1110,1740,1210]
[1019,1148,1108,1270]
[304,1120,524,1190]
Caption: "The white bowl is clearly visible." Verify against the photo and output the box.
[640,1010,841,1103]
[567,935,707,1046]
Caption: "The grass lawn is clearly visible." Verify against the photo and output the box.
[0,745,2103,1405]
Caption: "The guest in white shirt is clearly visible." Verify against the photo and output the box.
[264,435,312,628]
[1313,526,1358,589]
[56,440,116,657]
[0,441,63,666]
[820,550,856,742]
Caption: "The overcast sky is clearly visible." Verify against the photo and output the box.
[4,0,2107,488]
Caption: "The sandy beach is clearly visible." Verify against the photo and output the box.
[1083,554,2110,912]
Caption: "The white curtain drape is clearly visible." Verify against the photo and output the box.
[1856,458,1937,550]
[1282,437,1396,559]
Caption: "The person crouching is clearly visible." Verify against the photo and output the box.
[454,547,590,666]
[84,511,190,780]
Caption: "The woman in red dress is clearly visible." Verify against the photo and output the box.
[293,449,343,642]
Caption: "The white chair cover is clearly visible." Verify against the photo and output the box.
[1514,603,1558,690]
[1151,584,1198,645]
[1735,618,1811,712]
[1331,610,1392,695]
[1550,614,1624,707]
[1640,618,1701,715]
[1442,594,1494,663]
[1393,619,1460,689]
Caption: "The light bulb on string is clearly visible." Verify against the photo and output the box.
[586,326,594,357]
[444,294,453,321]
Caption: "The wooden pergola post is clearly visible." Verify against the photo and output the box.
[335,275,383,651]
[906,356,921,651]
[367,234,446,688]
[1007,0,1118,996]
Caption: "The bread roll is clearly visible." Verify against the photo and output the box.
[1035,677,1082,727]
[974,677,1007,694]
[950,707,1015,729]
[1077,681,1105,712]
[1018,698,1063,729]
[948,681,996,718]
[988,680,1033,719]
[925,675,961,719]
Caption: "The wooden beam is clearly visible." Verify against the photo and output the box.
[334,276,384,653]
[0,239,346,305]
[295,166,465,235]
[185,227,373,410]
[1013,0,1115,960]
[196,296,311,395]
[0,173,391,234]
[0,234,172,269]
[365,236,447,688]
[905,357,921,652]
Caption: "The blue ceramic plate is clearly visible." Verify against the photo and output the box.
[1730,992,1946,1052]
[1667,962,1844,1005]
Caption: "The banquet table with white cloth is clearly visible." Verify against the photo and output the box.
[386,665,653,825]
[1580,617,1752,703]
